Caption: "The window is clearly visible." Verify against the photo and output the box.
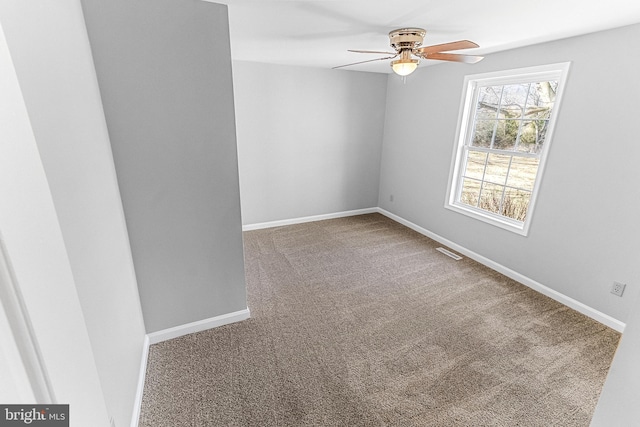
[446,63,570,235]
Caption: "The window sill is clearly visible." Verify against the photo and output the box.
[444,202,530,236]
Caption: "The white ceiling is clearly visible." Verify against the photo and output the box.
[211,0,640,73]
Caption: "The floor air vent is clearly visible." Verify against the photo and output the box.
[436,247,463,260]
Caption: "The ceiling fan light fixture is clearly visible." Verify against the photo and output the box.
[334,27,483,73]
[391,58,419,76]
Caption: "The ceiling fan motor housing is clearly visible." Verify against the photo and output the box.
[389,28,426,51]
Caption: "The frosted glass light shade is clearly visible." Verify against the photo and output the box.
[391,59,419,76]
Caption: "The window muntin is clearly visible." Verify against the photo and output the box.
[446,63,570,235]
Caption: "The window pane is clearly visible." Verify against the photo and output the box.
[506,156,539,190]
[472,120,495,148]
[464,150,487,180]
[525,81,557,120]
[484,153,510,185]
[502,188,531,221]
[493,119,519,150]
[448,63,568,233]
[476,86,502,119]
[460,178,481,208]
[517,120,548,153]
[499,84,529,118]
[479,183,504,215]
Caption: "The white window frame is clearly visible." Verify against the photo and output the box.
[445,62,571,236]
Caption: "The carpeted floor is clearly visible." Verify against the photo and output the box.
[139,213,620,426]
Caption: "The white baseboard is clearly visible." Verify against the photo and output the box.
[242,208,378,231]
[244,206,624,331]
[131,309,251,426]
[376,208,626,333]
[128,208,623,427]
[146,308,251,345]
[130,335,149,427]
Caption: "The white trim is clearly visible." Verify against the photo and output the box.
[146,308,251,345]
[131,309,251,426]
[130,335,149,427]
[242,208,378,231]
[243,206,624,331]
[0,236,55,403]
[376,208,625,333]
[127,207,624,427]
[445,62,572,236]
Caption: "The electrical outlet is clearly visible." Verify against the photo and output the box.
[611,282,626,297]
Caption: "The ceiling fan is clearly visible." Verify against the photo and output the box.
[333,28,483,76]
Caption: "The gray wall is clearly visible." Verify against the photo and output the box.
[81,0,247,332]
[0,1,145,425]
[378,24,640,324]
[592,292,640,425]
[233,61,388,225]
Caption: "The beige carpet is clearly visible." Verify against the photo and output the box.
[139,213,620,426]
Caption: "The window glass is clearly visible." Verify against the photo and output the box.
[446,63,570,235]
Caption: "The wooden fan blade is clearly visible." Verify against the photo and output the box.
[426,52,484,64]
[415,40,479,56]
[332,55,398,69]
[348,49,397,55]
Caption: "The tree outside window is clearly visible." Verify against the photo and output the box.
[446,63,570,235]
